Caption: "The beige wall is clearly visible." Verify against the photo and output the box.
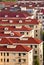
[7,41,43,65]
[0,50,33,65]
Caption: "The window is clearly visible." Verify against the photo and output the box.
[39,17,41,19]
[35,51,37,54]
[1,53,2,56]
[20,32,24,34]
[4,59,5,62]
[7,53,9,56]
[27,32,28,35]
[7,59,9,62]
[30,45,32,48]
[5,15,8,17]
[4,53,5,56]
[40,55,42,58]
[36,34,38,36]
[23,53,26,56]
[34,56,37,59]
[36,26,37,28]
[19,59,21,62]
[43,16,44,19]
[36,30,37,32]
[19,53,21,56]
[1,59,3,62]
[23,59,26,62]
[14,26,15,28]
[35,45,37,48]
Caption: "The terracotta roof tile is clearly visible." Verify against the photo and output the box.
[0,32,22,38]
[0,45,32,52]
[0,19,39,25]
[0,26,32,31]
[0,37,42,45]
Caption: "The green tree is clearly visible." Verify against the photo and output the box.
[34,57,39,65]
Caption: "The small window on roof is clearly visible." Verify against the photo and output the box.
[10,33,14,36]
[5,15,8,18]
[14,5,17,7]
[19,20,22,23]
[5,8,7,10]
[4,27,8,31]
[16,15,19,17]
[0,38,2,41]
[2,19,8,22]
[9,20,13,23]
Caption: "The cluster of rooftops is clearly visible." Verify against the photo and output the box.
[0,1,43,52]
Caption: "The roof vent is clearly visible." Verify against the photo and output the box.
[19,20,22,23]
[10,33,14,36]
[9,20,13,23]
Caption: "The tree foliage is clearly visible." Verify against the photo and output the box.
[34,57,39,65]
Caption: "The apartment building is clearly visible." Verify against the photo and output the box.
[0,18,42,39]
[0,37,43,65]
[6,37,43,65]
[17,0,44,4]
[0,45,33,65]
[36,9,44,31]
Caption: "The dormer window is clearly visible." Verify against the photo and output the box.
[14,5,17,7]
[0,38,2,41]
[2,19,8,22]
[16,15,19,17]
[5,15,8,18]
[10,33,14,36]
[29,5,32,7]
[9,20,13,23]
[4,27,8,31]
[5,8,7,10]
[19,20,22,23]
[26,20,31,22]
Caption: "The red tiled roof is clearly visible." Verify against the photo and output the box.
[0,2,16,6]
[0,11,30,18]
[0,45,32,52]
[6,37,42,45]
[0,38,12,45]
[0,19,39,25]
[0,37,42,45]
[0,26,32,32]
[0,32,22,38]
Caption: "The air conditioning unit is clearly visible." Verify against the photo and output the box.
[10,33,14,36]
